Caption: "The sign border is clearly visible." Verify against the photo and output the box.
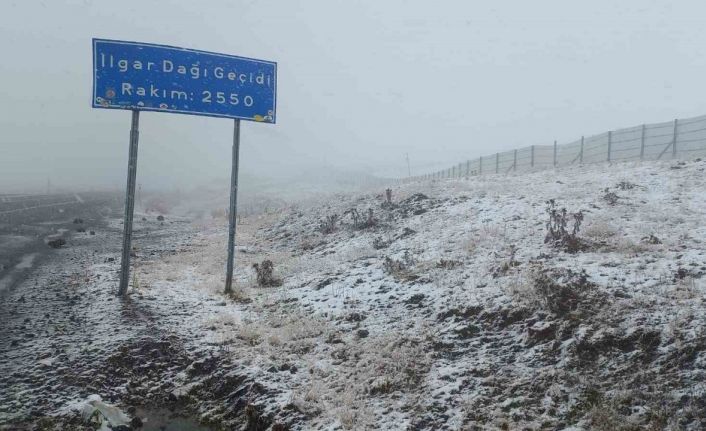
[92,38,277,123]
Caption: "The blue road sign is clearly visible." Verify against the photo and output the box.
[92,39,276,123]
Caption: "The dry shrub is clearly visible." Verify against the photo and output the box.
[252,260,283,287]
[383,251,417,281]
[544,199,588,253]
[437,258,462,270]
[344,208,376,229]
[372,236,390,250]
[367,336,431,395]
[641,234,662,245]
[509,264,595,317]
[319,214,339,234]
[492,245,519,278]
[583,220,618,240]
[531,265,594,316]
[602,189,619,205]
[615,181,644,191]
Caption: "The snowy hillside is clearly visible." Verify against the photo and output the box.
[4,159,706,430]
[219,158,706,430]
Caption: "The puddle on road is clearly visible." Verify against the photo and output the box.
[15,253,37,269]
[0,274,11,292]
[134,407,217,431]
[0,253,38,293]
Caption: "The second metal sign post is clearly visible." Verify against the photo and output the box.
[225,119,241,294]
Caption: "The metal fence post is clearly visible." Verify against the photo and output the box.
[530,145,535,168]
[495,153,499,174]
[672,118,678,158]
[466,160,470,177]
[580,136,584,163]
[639,124,646,160]
[553,140,557,167]
[513,149,517,171]
[452,165,456,178]
[607,131,612,162]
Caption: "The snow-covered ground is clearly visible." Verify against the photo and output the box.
[3,159,706,430]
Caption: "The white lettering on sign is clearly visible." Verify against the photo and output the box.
[99,53,273,87]
[121,83,189,101]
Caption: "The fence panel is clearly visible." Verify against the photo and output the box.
[417,113,706,182]
[556,139,582,166]
[676,115,706,156]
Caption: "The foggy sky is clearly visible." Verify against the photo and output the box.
[1,0,706,192]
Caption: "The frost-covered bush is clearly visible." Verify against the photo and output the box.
[372,236,390,249]
[544,199,587,253]
[531,265,595,316]
[383,251,417,280]
[252,259,283,287]
[506,264,596,317]
[602,189,619,205]
[319,214,339,234]
[344,208,376,230]
[492,245,519,278]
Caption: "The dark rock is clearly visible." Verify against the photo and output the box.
[402,193,428,203]
[675,268,690,280]
[437,306,483,322]
[406,293,425,305]
[326,334,344,344]
[397,227,417,239]
[641,234,661,245]
[454,324,480,339]
[526,322,556,344]
[130,416,143,428]
[315,277,334,290]
[279,363,298,374]
[345,312,365,322]
[157,215,165,221]
[47,238,66,249]
[357,329,369,338]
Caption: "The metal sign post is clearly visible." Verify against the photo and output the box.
[224,119,241,294]
[118,110,140,296]
[92,39,277,296]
